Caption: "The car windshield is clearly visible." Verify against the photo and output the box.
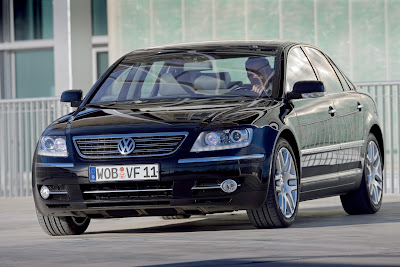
[89,52,276,104]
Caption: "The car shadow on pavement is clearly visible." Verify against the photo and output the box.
[139,254,400,267]
[85,201,400,235]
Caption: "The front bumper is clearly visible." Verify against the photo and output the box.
[33,154,271,218]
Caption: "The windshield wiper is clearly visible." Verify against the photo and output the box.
[85,102,119,108]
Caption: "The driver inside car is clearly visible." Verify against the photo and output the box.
[244,57,274,96]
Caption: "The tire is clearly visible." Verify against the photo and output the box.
[340,133,383,215]
[160,214,191,220]
[36,209,91,236]
[247,137,299,228]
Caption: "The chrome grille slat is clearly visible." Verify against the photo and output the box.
[73,132,188,159]
[78,145,118,149]
[82,151,122,155]
[135,143,179,147]
[135,138,182,142]
[134,148,174,152]
[77,140,119,144]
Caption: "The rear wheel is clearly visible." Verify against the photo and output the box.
[340,133,383,214]
[36,209,91,236]
[247,137,299,228]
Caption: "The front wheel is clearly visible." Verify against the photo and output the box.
[340,133,383,214]
[247,137,299,228]
[36,209,91,236]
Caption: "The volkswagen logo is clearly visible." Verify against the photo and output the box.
[118,137,135,155]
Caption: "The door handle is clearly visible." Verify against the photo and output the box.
[357,103,363,111]
[328,107,336,116]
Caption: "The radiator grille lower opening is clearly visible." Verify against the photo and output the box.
[81,181,173,200]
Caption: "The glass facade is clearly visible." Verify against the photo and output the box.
[92,0,108,36]
[13,0,53,41]
[15,49,54,98]
[0,52,12,99]
[1,0,11,43]
[0,0,109,99]
[0,2,3,42]
[96,51,109,79]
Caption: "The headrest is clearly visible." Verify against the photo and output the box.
[220,72,231,85]
[159,73,191,96]
[183,61,212,71]
[193,75,227,91]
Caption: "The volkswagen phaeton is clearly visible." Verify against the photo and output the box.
[32,41,384,235]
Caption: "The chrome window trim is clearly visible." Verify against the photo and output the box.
[178,154,265,164]
[36,163,74,168]
[301,140,364,156]
[73,132,188,159]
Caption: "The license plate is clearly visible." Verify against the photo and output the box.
[89,164,159,182]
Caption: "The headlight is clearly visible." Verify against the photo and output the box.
[191,128,253,152]
[38,136,68,157]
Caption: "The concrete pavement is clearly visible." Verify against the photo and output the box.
[1,195,400,266]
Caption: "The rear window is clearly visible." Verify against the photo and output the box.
[90,52,276,103]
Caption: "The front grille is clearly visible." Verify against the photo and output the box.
[81,181,173,200]
[73,132,188,159]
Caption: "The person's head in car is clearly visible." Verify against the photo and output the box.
[245,57,273,95]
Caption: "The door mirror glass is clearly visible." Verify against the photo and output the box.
[288,81,325,99]
[61,89,82,107]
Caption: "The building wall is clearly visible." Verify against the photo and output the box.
[0,0,109,99]
[108,0,400,82]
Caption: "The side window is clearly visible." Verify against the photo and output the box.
[285,47,317,92]
[303,47,343,94]
[327,57,352,91]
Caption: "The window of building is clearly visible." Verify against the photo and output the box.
[0,3,3,43]
[96,51,109,79]
[15,49,54,98]
[1,0,108,99]
[92,0,108,36]
[13,0,53,41]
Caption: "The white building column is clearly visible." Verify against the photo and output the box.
[53,0,92,96]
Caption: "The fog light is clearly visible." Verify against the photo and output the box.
[220,179,238,193]
[40,185,50,199]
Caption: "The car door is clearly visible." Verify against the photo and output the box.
[285,47,338,189]
[303,47,364,185]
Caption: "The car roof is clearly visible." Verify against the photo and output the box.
[124,40,307,57]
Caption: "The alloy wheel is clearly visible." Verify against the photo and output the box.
[366,141,383,205]
[275,147,298,218]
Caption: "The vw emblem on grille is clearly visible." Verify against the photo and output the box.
[118,137,135,155]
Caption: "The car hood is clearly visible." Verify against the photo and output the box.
[67,97,279,136]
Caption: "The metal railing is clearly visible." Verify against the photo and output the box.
[0,97,73,197]
[1,82,400,197]
[357,81,400,195]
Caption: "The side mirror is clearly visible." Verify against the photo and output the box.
[287,81,325,100]
[61,90,82,107]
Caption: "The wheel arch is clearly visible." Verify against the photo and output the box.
[369,124,384,166]
[278,129,301,179]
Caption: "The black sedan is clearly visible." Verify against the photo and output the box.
[32,41,384,235]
